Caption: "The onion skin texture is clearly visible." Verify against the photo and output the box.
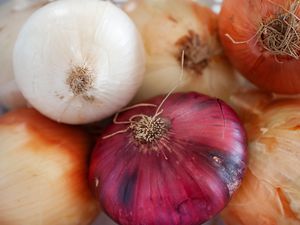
[0,108,99,225]
[89,92,247,225]
[222,96,300,225]
[124,0,239,104]
[0,0,35,85]
[219,0,300,94]
[0,0,49,109]
[13,0,145,124]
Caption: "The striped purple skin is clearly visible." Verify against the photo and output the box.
[89,92,247,225]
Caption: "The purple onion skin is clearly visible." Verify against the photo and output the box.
[89,92,247,225]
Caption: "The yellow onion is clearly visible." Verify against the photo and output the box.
[0,0,52,109]
[219,0,300,94]
[0,108,99,225]
[222,91,300,225]
[123,0,240,104]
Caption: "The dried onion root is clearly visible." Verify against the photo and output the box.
[219,0,300,94]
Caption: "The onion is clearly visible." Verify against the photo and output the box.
[13,0,145,124]
[221,91,300,225]
[123,0,239,104]
[219,0,300,94]
[89,92,247,225]
[0,0,52,109]
[0,108,99,225]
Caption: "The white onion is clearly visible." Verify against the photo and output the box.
[13,0,145,124]
[0,0,51,109]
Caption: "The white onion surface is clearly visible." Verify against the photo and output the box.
[14,0,145,124]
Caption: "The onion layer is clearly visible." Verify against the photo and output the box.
[89,92,247,225]
[124,0,239,104]
[222,92,300,225]
[219,0,300,94]
[0,108,99,225]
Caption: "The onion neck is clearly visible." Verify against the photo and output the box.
[175,30,209,74]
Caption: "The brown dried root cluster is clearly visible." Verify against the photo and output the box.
[259,0,300,59]
[226,0,300,59]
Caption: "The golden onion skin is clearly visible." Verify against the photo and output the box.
[0,108,99,225]
[124,0,239,104]
[219,0,300,94]
[222,96,300,225]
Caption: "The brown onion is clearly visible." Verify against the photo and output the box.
[123,0,239,103]
[222,91,300,225]
[0,108,99,225]
[89,92,247,225]
[219,0,300,94]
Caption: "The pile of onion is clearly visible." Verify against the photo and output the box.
[219,0,300,94]
[221,91,300,225]
[89,92,247,225]
[0,108,99,225]
[123,0,240,104]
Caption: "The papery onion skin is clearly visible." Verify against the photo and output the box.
[124,0,239,104]
[0,108,99,225]
[89,92,247,225]
[222,96,300,225]
[219,0,300,94]
[14,0,145,124]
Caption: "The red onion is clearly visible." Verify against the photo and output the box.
[89,92,247,225]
